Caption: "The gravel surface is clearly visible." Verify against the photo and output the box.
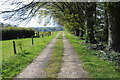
[15,33,60,78]
[58,32,87,78]
[15,32,87,78]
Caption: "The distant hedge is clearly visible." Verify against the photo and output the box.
[1,27,35,40]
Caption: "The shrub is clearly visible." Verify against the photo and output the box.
[2,27,35,40]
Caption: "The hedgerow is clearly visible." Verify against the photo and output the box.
[2,27,34,40]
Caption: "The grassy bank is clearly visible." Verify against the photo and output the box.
[43,32,63,78]
[65,31,120,78]
[1,32,58,78]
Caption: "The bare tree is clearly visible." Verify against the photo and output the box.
[0,0,47,23]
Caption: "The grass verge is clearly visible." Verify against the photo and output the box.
[1,32,58,78]
[65,31,120,78]
[43,32,63,78]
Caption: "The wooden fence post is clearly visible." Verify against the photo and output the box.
[32,36,34,45]
[49,32,51,36]
[42,34,44,38]
[13,41,17,54]
[38,31,39,37]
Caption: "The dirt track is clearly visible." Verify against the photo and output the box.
[16,33,60,78]
[58,32,87,78]
[15,32,87,78]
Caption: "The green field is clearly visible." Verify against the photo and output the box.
[1,32,55,60]
[1,32,58,78]
[65,31,120,78]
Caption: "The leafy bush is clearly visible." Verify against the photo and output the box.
[2,27,35,40]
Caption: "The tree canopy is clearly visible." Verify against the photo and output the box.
[1,1,120,52]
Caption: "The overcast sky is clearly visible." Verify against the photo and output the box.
[1,0,117,27]
[0,0,56,27]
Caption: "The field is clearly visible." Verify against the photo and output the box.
[1,32,58,78]
[1,32,55,60]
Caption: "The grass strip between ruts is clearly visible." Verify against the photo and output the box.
[43,32,63,78]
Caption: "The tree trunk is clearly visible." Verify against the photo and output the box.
[108,3,120,52]
[75,28,80,36]
[79,25,84,40]
[85,2,97,44]
[103,2,109,42]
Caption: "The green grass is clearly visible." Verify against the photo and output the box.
[1,32,58,78]
[65,31,120,78]
[0,41,2,80]
[2,38,33,60]
[43,32,63,78]
[1,32,55,60]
